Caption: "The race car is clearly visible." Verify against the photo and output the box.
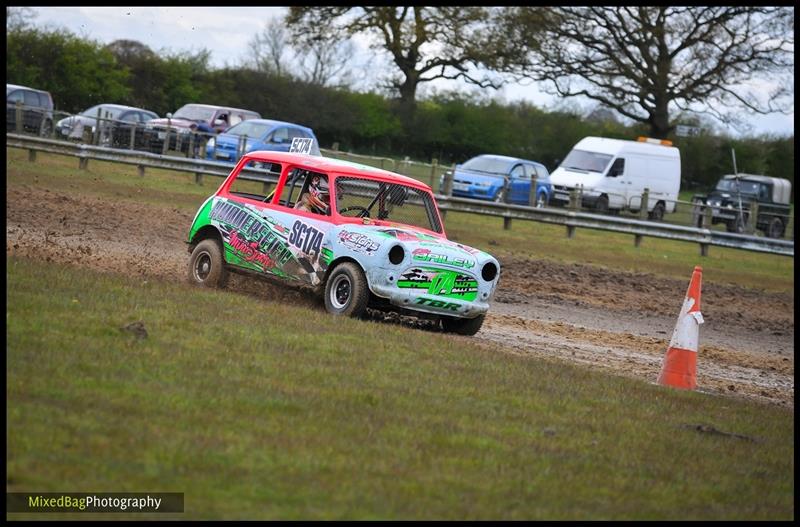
[186,147,501,335]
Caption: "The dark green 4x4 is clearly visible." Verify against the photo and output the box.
[692,174,792,238]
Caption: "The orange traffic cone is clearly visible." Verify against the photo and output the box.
[658,266,704,390]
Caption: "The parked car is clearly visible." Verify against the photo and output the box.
[549,136,681,220]
[55,103,159,146]
[692,174,792,238]
[205,119,320,163]
[444,154,553,207]
[186,151,501,335]
[143,103,261,154]
[6,83,54,136]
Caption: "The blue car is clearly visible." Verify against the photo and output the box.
[446,154,552,207]
[206,119,320,163]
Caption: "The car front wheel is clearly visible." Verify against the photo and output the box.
[324,262,369,317]
[441,314,486,336]
[188,238,229,288]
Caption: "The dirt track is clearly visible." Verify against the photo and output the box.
[6,184,795,408]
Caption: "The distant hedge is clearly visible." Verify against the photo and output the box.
[6,26,793,196]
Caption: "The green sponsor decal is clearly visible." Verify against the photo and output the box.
[414,297,462,312]
[396,266,478,301]
[320,247,334,266]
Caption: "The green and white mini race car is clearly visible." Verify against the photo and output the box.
[187,150,501,335]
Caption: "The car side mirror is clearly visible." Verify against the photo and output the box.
[166,112,173,119]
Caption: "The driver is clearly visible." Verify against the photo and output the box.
[294,174,330,215]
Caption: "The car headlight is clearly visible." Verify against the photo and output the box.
[388,245,405,265]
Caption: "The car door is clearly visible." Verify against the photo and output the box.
[266,127,291,152]
[7,89,24,131]
[22,90,41,131]
[507,163,528,204]
[604,157,629,210]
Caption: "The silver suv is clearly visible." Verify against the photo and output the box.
[6,83,54,136]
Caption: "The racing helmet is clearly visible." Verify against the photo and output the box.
[307,175,330,214]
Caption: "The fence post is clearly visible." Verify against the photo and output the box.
[528,172,538,207]
[129,125,136,150]
[569,188,579,211]
[28,149,37,162]
[503,217,512,230]
[195,172,203,185]
[162,117,171,156]
[702,204,713,229]
[137,164,145,177]
[640,188,649,220]
[78,146,89,170]
[332,142,339,151]
[747,199,759,235]
[93,108,102,145]
[15,100,23,133]
[187,132,195,158]
[429,158,438,189]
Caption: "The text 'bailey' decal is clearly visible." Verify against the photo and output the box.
[411,248,475,269]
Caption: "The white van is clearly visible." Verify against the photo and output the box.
[550,136,681,220]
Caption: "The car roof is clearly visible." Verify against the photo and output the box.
[230,118,314,133]
[242,151,431,191]
[89,103,154,113]
[7,83,49,94]
[470,153,546,167]
[179,103,260,115]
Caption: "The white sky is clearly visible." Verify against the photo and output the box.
[22,6,795,138]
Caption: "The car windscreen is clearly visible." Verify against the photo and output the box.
[224,121,272,138]
[335,177,442,233]
[80,105,124,119]
[461,157,513,175]
[560,149,614,173]
[715,179,760,194]
[173,105,216,122]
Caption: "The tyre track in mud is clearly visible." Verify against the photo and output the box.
[6,184,794,408]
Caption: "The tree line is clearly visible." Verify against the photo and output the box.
[5,18,794,195]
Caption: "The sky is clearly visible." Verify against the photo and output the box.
[19,6,795,138]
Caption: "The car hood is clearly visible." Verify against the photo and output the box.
[453,168,505,186]
[56,115,100,128]
[550,167,604,188]
[335,224,497,269]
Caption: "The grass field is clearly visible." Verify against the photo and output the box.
[7,148,793,292]
[6,256,794,520]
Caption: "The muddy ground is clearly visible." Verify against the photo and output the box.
[6,184,794,408]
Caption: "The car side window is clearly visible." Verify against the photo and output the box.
[23,90,39,107]
[37,93,51,109]
[7,90,23,103]
[121,111,138,122]
[608,158,625,177]
[535,165,549,179]
[229,113,243,127]
[287,127,306,140]
[510,164,526,179]
[270,127,289,144]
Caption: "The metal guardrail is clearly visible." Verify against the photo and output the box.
[6,133,793,258]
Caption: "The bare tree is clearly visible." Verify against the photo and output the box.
[505,7,794,138]
[6,6,37,32]
[286,7,516,115]
[247,18,290,77]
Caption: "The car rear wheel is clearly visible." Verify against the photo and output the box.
[594,195,609,214]
[324,262,369,318]
[441,314,486,336]
[648,202,665,221]
[188,239,229,288]
[535,192,546,208]
[766,217,785,239]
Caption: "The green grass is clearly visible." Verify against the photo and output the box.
[6,256,795,520]
[6,147,794,292]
